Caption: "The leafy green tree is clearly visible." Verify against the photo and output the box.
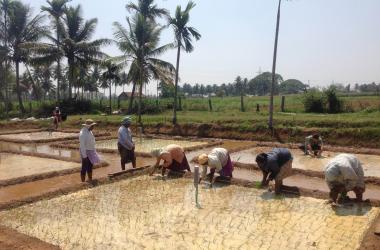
[41,0,70,101]
[60,5,108,99]
[6,1,47,113]
[168,1,201,124]
[248,72,282,96]
[101,60,121,113]
[126,0,169,21]
[113,14,175,124]
[279,79,308,94]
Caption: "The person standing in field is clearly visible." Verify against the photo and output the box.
[52,107,62,130]
[79,119,100,182]
[197,147,234,186]
[118,116,136,170]
[325,154,365,206]
[256,148,293,194]
[150,144,191,176]
[305,133,323,157]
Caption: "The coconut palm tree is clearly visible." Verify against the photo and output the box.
[59,5,109,99]
[41,0,70,101]
[126,0,168,21]
[6,1,47,113]
[269,0,283,129]
[113,14,175,125]
[168,1,201,124]
[101,60,121,114]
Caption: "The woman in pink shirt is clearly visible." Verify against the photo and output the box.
[150,144,191,176]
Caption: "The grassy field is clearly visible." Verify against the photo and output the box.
[2,94,380,147]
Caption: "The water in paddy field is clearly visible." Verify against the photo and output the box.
[0,175,378,250]
[96,138,208,153]
[0,142,73,158]
[0,132,77,141]
[0,153,79,181]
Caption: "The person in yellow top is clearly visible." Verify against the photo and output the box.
[150,144,191,176]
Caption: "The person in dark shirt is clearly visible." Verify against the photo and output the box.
[255,148,293,194]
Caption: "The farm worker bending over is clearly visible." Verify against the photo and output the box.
[79,119,100,182]
[197,147,234,185]
[256,148,293,194]
[150,144,191,176]
[305,133,323,157]
[117,116,136,170]
[325,154,365,205]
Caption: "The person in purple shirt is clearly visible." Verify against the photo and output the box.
[255,148,293,194]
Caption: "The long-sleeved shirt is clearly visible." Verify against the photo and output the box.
[325,154,365,191]
[262,148,292,180]
[118,126,134,150]
[201,148,229,179]
[79,127,96,158]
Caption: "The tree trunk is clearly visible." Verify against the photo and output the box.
[114,82,117,108]
[15,61,26,113]
[269,0,282,129]
[127,82,137,114]
[56,24,61,102]
[109,82,112,114]
[68,58,73,99]
[172,44,181,124]
[137,82,143,125]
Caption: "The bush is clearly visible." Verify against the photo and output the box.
[302,90,325,113]
[35,99,102,117]
[324,87,343,113]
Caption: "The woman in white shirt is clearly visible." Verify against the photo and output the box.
[198,148,233,185]
[79,119,100,182]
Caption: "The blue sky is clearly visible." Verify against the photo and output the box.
[28,0,380,94]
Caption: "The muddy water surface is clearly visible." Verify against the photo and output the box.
[0,153,79,181]
[0,132,77,141]
[0,175,378,250]
[96,138,209,153]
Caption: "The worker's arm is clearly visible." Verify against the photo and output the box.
[149,158,161,176]
[261,170,269,187]
[199,165,208,183]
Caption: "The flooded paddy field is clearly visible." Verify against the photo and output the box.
[0,153,79,182]
[0,131,78,143]
[231,147,380,177]
[0,175,378,250]
[90,137,210,154]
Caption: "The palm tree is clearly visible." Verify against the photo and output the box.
[0,0,13,113]
[7,1,47,113]
[113,14,175,125]
[41,0,70,101]
[101,60,121,114]
[60,5,108,99]
[269,0,283,129]
[168,1,201,124]
[126,0,168,21]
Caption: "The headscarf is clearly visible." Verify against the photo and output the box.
[121,116,132,126]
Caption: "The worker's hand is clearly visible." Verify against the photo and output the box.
[198,177,202,184]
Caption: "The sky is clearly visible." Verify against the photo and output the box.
[27,0,380,95]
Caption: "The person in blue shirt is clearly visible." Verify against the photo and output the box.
[255,148,293,194]
[117,116,136,170]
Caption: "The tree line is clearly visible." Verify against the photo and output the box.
[0,0,200,124]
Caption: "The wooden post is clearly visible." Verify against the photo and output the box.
[256,104,260,112]
[179,96,182,111]
[209,98,213,111]
[281,95,285,112]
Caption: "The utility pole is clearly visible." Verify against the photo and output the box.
[269,0,282,130]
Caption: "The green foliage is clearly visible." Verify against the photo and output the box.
[35,99,103,117]
[302,89,325,113]
[279,79,308,94]
[324,86,343,113]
